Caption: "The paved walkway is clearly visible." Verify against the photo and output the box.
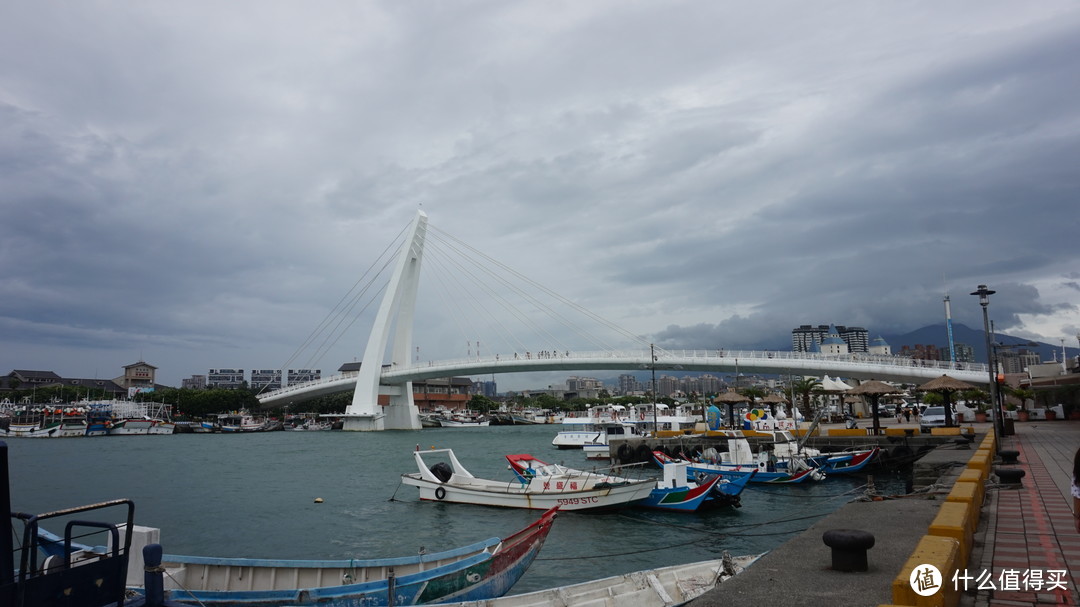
[970,420,1079,606]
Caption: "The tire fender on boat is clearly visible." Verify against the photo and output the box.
[435,487,446,500]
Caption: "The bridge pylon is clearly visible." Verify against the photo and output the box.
[342,210,427,431]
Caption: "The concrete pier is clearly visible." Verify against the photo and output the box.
[688,420,1080,606]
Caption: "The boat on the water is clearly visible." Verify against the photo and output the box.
[552,405,644,450]
[402,448,656,511]
[129,507,559,606]
[656,437,824,484]
[754,430,879,475]
[435,551,765,607]
[505,453,752,512]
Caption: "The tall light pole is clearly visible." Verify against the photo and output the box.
[650,344,658,435]
[970,285,1001,440]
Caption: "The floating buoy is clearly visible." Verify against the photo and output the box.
[314,497,324,503]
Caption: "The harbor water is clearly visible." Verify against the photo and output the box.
[5,425,909,594]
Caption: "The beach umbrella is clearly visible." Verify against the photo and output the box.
[760,392,787,418]
[712,390,748,429]
[917,375,977,428]
[818,375,853,418]
[847,380,901,435]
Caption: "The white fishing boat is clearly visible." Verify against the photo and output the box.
[629,403,702,434]
[436,552,764,607]
[552,405,641,449]
[401,448,655,511]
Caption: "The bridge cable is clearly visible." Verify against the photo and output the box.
[258,223,407,395]
[429,225,657,349]
[427,228,641,353]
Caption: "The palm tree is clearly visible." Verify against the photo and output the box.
[960,388,990,413]
[739,386,766,407]
[1009,387,1035,412]
[791,377,823,418]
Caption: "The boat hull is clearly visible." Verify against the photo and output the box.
[402,474,653,511]
[152,508,558,606]
[435,553,764,607]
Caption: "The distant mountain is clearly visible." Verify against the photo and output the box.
[880,323,1075,364]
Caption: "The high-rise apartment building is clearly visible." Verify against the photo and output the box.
[287,369,321,384]
[208,369,245,389]
[792,325,869,353]
[251,369,282,391]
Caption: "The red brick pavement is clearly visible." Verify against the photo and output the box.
[975,424,1079,606]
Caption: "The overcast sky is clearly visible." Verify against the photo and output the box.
[3,2,1078,390]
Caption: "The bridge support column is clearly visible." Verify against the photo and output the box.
[344,211,426,431]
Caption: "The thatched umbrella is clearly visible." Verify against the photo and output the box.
[918,374,977,428]
[713,390,748,429]
[847,380,901,435]
[760,392,788,419]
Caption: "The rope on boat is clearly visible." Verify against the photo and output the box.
[387,480,405,502]
[162,568,209,607]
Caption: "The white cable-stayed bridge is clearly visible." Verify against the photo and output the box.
[257,211,990,430]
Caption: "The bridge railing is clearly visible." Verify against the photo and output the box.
[259,350,988,401]
[397,349,988,374]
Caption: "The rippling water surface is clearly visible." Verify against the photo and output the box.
[5,425,909,593]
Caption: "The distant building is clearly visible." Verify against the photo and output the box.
[412,377,472,413]
[898,344,943,360]
[115,361,157,393]
[2,369,132,398]
[182,375,207,390]
[566,376,604,391]
[954,343,975,363]
[251,369,282,391]
[819,325,849,356]
[473,380,497,397]
[617,374,641,395]
[208,369,245,389]
[656,375,680,397]
[4,370,63,389]
[869,336,892,356]
[792,325,869,353]
[287,369,321,384]
[996,349,1040,375]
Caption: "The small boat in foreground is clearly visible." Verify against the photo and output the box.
[402,448,655,511]
[139,506,559,606]
[35,504,560,606]
[436,552,765,607]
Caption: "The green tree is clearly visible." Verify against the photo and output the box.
[739,386,766,407]
[791,377,823,417]
[1009,388,1035,411]
[960,388,990,413]
[922,392,945,406]
[467,394,498,413]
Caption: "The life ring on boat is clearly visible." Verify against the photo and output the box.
[639,412,645,421]
[435,487,446,500]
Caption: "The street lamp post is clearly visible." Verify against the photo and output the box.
[650,343,658,434]
[970,285,1002,440]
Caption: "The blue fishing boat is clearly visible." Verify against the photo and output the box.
[638,456,755,511]
[125,506,558,606]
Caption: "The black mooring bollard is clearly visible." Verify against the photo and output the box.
[143,543,165,607]
[997,450,1020,464]
[995,468,1025,485]
[822,529,875,572]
